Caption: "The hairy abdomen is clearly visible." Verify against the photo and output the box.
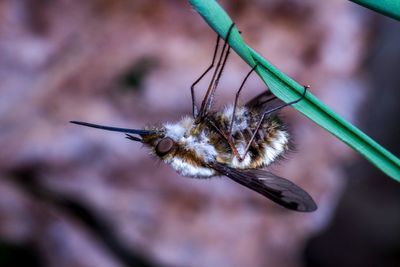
[212,106,290,169]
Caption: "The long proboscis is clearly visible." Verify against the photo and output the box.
[70,121,157,139]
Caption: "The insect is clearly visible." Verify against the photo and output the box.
[71,24,317,212]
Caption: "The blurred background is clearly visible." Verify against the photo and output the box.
[0,0,399,267]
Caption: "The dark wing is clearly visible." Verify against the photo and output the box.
[245,90,283,114]
[210,163,317,212]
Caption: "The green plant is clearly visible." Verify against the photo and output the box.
[189,0,400,181]
[350,0,400,21]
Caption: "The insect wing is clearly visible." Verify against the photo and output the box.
[246,90,274,108]
[210,163,317,212]
[245,90,283,114]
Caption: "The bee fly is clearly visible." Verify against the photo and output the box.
[71,24,317,212]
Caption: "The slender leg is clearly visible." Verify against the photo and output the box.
[257,85,309,117]
[190,35,220,118]
[206,118,244,161]
[196,23,235,123]
[227,62,259,139]
[196,37,229,122]
[202,45,231,117]
[240,85,309,160]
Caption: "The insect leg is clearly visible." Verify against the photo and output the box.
[260,85,309,116]
[196,24,235,123]
[205,41,231,113]
[241,85,309,159]
[190,35,221,118]
[206,118,244,161]
[227,62,259,139]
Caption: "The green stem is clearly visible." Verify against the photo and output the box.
[350,0,400,21]
[189,0,400,181]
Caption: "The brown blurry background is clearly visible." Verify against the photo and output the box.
[0,1,399,267]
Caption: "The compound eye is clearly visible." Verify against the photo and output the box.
[155,137,175,157]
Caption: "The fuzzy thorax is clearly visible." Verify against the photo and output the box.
[161,116,218,178]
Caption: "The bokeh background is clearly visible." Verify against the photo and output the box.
[0,1,399,267]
